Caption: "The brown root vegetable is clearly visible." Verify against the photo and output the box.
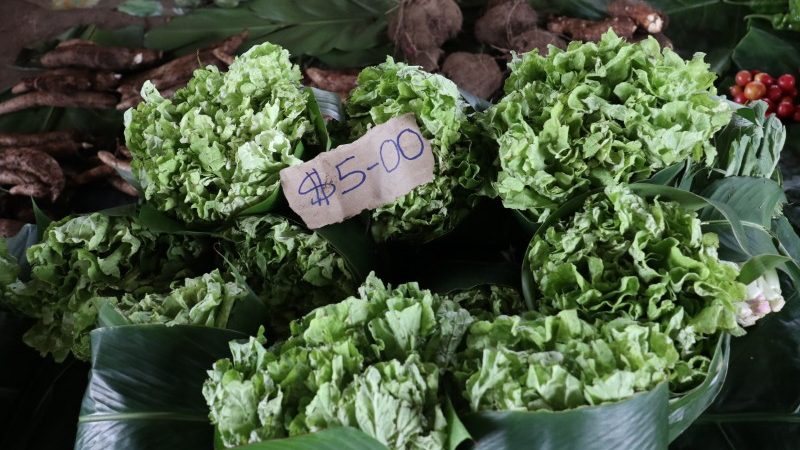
[547,16,637,42]
[0,219,24,237]
[388,0,462,71]
[0,148,65,201]
[41,40,162,71]
[116,32,247,110]
[0,130,88,147]
[305,67,359,98]
[509,28,567,55]
[474,0,539,48]
[12,69,121,94]
[441,52,503,99]
[0,91,118,116]
[107,175,139,197]
[72,165,115,185]
[608,0,666,34]
[97,150,132,172]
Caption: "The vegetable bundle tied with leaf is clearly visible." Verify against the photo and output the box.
[482,31,732,221]
[346,58,491,242]
[125,42,317,224]
[2,213,210,361]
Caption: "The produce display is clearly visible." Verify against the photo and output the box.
[3,1,800,449]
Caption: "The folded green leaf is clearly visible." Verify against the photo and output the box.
[75,325,247,450]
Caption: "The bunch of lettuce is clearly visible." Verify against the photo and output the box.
[456,310,680,412]
[482,31,731,220]
[221,215,357,337]
[450,284,525,319]
[527,185,745,388]
[2,213,209,361]
[346,58,490,242]
[93,269,247,329]
[125,42,315,224]
[203,273,473,449]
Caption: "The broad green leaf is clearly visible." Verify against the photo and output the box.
[117,0,163,17]
[645,162,685,187]
[700,177,785,228]
[5,223,38,279]
[144,9,283,51]
[463,383,669,450]
[673,284,800,448]
[306,88,332,150]
[445,397,472,450]
[231,427,388,450]
[75,325,247,450]
[737,254,792,285]
[96,302,132,327]
[668,334,730,442]
[315,217,376,281]
[309,87,344,123]
[732,22,800,76]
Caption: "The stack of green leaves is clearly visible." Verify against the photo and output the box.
[527,185,746,390]
[125,42,316,224]
[346,58,491,242]
[94,268,247,329]
[482,31,732,221]
[456,309,680,412]
[221,215,357,337]
[2,213,210,361]
[203,273,474,449]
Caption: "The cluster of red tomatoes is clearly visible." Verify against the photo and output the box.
[730,70,799,121]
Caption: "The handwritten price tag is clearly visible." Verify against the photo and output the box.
[280,113,434,229]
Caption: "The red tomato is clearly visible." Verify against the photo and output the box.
[768,85,783,102]
[744,81,767,100]
[733,93,747,104]
[777,101,795,118]
[793,109,800,122]
[735,70,753,87]
[765,99,776,113]
[730,85,744,97]
[778,74,796,92]
[781,96,795,104]
[755,73,775,85]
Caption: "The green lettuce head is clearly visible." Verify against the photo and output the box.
[93,268,247,329]
[457,310,681,411]
[125,42,315,224]
[483,31,731,220]
[203,273,472,448]
[526,185,745,388]
[221,215,357,337]
[346,58,490,242]
[3,213,209,361]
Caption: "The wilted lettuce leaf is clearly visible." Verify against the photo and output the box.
[95,268,246,328]
[714,100,785,179]
[456,310,680,412]
[346,58,491,242]
[527,185,745,390]
[203,273,470,448]
[483,31,731,220]
[125,42,314,224]
[2,213,210,361]
[221,215,357,337]
[0,239,18,288]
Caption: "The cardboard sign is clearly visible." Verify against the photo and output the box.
[280,113,434,229]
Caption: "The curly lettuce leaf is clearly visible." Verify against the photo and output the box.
[203,273,469,448]
[125,42,313,224]
[526,185,745,388]
[346,58,491,242]
[222,215,357,337]
[456,310,680,412]
[3,213,209,361]
[483,31,731,220]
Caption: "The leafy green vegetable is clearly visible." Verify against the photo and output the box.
[526,185,746,390]
[456,310,680,411]
[483,31,731,221]
[125,42,315,225]
[714,100,785,179]
[93,269,246,329]
[0,239,19,289]
[346,58,491,242]
[221,215,358,337]
[449,285,525,320]
[2,213,210,361]
[203,273,472,448]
